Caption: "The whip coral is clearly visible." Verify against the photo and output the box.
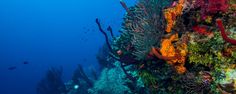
[216,19,236,45]
[95,18,113,53]
[164,0,185,33]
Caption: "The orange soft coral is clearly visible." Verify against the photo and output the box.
[160,33,179,64]
[164,0,185,33]
[151,33,188,74]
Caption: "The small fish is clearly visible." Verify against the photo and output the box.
[8,66,17,70]
[23,61,29,64]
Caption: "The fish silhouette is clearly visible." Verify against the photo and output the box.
[8,66,17,70]
[23,61,29,64]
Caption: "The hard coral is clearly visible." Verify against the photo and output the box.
[164,0,185,33]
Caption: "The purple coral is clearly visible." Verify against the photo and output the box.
[194,0,229,19]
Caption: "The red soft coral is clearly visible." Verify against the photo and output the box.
[194,0,229,19]
[207,0,229,13]
[192,25,213,36]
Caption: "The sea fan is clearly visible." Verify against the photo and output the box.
[36,67,66,94]
[120,0,172,60]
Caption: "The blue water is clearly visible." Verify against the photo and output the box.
[0,0,136,94]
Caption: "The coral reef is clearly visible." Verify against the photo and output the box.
[37,0,236,94]
[164,0,185,33]
[94,0,236,93]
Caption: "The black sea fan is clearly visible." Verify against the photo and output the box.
[120,0,172,60]
[36,67,66,94]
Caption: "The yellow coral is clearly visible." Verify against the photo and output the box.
[164,0,185,33]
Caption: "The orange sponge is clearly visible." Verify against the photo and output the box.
[164,0,185,33]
